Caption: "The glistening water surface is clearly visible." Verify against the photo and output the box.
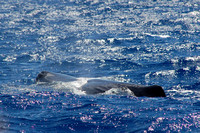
[1,0,200,132]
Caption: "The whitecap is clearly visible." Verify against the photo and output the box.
[3,55,17,62]
[183,67,190,71]
[188,11,200,16]
[171,58,179,64]
[145,33,170,38]
[46,36,59,43]
[145,70,176,84]
[185,56,200,62]
[155,70,176,76]
[117,37,137,41]
[196,66,200,71]
[107,38,115,43]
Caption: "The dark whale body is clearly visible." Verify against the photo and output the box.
[36,71,166,97]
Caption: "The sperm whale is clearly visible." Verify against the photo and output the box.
[36,71,166,97]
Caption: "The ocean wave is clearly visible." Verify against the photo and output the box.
[144,33,170,38]
[1,0,200,132]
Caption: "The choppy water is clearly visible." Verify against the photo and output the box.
[1,0,200,132]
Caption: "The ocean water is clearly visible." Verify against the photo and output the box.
[1,0,200,132]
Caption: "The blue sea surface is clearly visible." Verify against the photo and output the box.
[1,0,200,132]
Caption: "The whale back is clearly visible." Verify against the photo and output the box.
[36,71,77,83]
[81,79,166,97]
[36,71,166,97]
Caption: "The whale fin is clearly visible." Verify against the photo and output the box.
[127,85,166,97]
[36,71,77,83]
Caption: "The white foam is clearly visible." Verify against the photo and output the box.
[27,9,44,17]
[0,84,39,95]
[46,36,59,43]
[52,78,92,95]
[3,55,17,62]
[107,38,115,43]
[196,66,200,71]
[104,87,134,96]
[96,39,106,45]
[185,56,200,61]
[171,58,179,64]
[145,70,176,83]
[168,85,200,100]
[117,37,136,41]
[183,67,190,71]
[145,33,170,38]
[155,70,176,76]
[188,11,200,16]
